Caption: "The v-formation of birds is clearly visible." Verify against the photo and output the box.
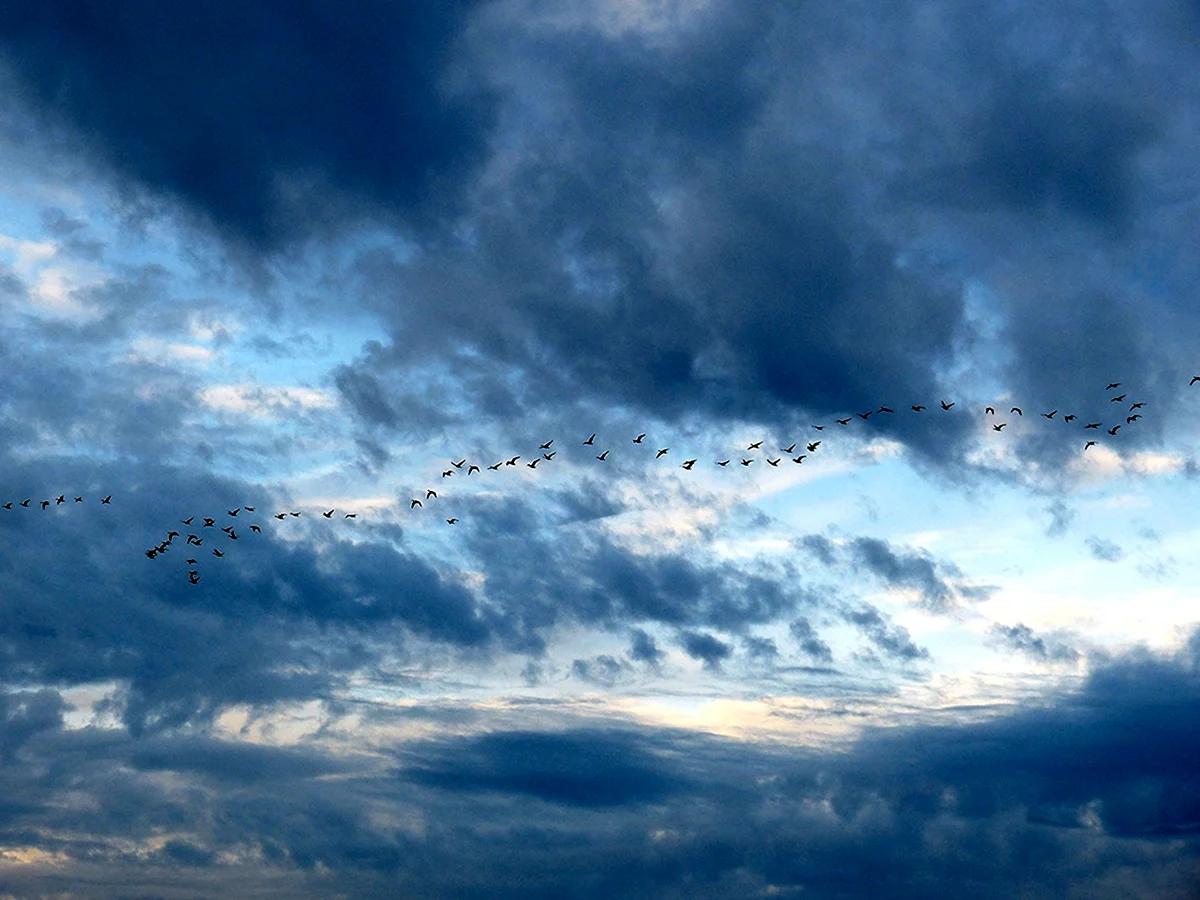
[4,380,1181,584]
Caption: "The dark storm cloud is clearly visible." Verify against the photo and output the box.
[0,0,491,247]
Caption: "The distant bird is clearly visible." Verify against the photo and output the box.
[716,460,730,466]
[452,459,466,469]
[203,518,215,527]
[941,400,954,410]
[323,510,334,518]
[1085,422,1100,429]
[228,508,240,517]
[188,573,200,584]
[1110,394,1127,403]
[740,459,754,466]
[807,441,821,452]
[1063,414,1076,423]
[344,514,356,519]
[274,513,286,520]
[186,535,201,545]
[101,496,111,504]
[411,499,423,509]
[543,451,556,460]
[911,406,925,412]
[584,433,596,445]
[442,470,453,478]
[56,495,64,505]
[74,496,82,503]
[596,450,609,460]
[167,531,179,540]
[747,440,763,450]
[290,511,300,517]
[1042,410,1057,419]
[2,503,10,510]
[792,455,807,464]
[1108,425,1121,435]
[222,526,234,534]
[858,411,872,420]
[1191,376,1200,386]
[992,423,1006,431]
[782,443,796,453]
[527,459,539,468]
[540,440,553,450]
[985,407,995,415]
[1127,414,1141,423]
[186,558,197,565]
[656,448,669,458]
[212,549,224,558]
[507,456,520,466]
[1010,407,1022,415]
[837,418,852,425]
[468,465,480,475]
[446,518,458,525]
[145,549,157,559]
[767,458,781,466]
[244,506,255,512]
[182,517,193,525]
[681,459,696,470]
[488,462,503,470]
[40,500,49,510]
[878,406,894,414]
[228,530,238,540]
[1129,402,1145,410]
[1085,441,1096,450]
[250,525,261,533]
[427,490,437,499]
[1107,382,1121,390]
[633,434,646,444]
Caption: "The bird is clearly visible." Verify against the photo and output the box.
[807,441,821,452]
[344,514,356,519]
[186,534,201,545]
[203,518,215,527]
[836,418,851,425]
[858,411,872,420]
[228,508,240,516]
[782,443,796,453]
[596,450,609,460]
[767,458,780,466]
[1107,382,1121,390]
[452,459,466,469]
[792,455,807,463]
[167,531,179,540]
[812,425,825,431]
[878,406,894,414]
[507,456,520,466]
[656,448,668,458]
[1,503,10,510]
[1085,422,1100,429]
[1191,376,1200,386]
[1063,414,1076,423]
[427,490,438,499]
[55,495,64,505]
[539,440,553,450]
[274,513,286,520]
[1108,425,1121,435]
[250,525,261,533]
[446,518,458,525]
[289,511,300,517]
[145,549,157,559]
[911,406,925,412]
[747,440,763,450]
[1110,394,1127,403]
[992,423,1006,431]
[681,459,696,470]
[244,506,255,512]
[985,407,995,415]
[716,460,730,466]
[74,496,82,503]
[1127,414,1141,423]
[221,526,234,535]
[228,530,238,540]
[323,509,334,518]
[101,496,111,504]
[527,459,539,468]
[468,465,480,475]
[212,549,224,558]
[20,500,30,507]
[411,499,423,509]
[188,573,200,585]
[442,470,453,478]
[633,434,646,444]
[186,558,197,565]
[1010,407,1022,415]
[583,433,596,445]
[542,451,556,460]
[941,400,954,410]
[740,458,753,466]
[1129,402,1145,410]
[182,517,193,525]
[40,500,49,510]
[1085,441,1096,450]
[488,462,503,470]
[1042,410,1057,419]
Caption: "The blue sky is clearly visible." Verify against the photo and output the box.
[1,1,1199,896]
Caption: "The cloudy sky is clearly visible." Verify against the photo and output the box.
[0,0,1199,896]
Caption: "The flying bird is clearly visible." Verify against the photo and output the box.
[488,462,503,470]
[656,448,669,458]
[985,407,995,415]
[411,499,423,509]
[1063,414,1076,423]
[344,514,356,519]
[1129,402,1145,410]
[468,465,480,474]
[1107,382,1121,390]
[19,500,29,507]
[1010,407,1022,415]
[1110,394,1127,403]
[250,525,261,533]
[1085,422,1100,429]
[203,518,215,527]
[941,400,954,410]
[1127,414,1141,423]
[1108,425,1121,435]
[56,495,64,505]
[807,442,821,452]
[543,451,556,460]
[911,406,925,412]
[681,459,696,470]
[767,458,781,466]
[507,456,520,466]
[228,508,240,516]
[274,513,286,520]
[101,496,111,504]
[583,433,596,445]
[1,503,10,510]
[992,423,1006,431]
[1190,376,1200,386]
[427,489,437,499]
[858,411,872,420]
[782,443,796,454]
[452,459,466,468]
[741,458,754,466]
[446,518,458,525]
[74,496,82,503]
[1085,441,1096,450]
[792,455,807,464]
[633,434,646,443]
[527,459,539,468]
[540,440,553,450]
[244,506,255,512]
[1042,410,1057,419]
[812,425,825,431]
[323,510,334,518]
[716,460,730,466]
[596,450,609,460]
[188,573,200,585]
[182,517,193,525]
[836,418,851,425]
[442,470,453,478]
[212,549,224,558]
[878,406,894,414]
[747,440,763,450]
[40,500,49,510]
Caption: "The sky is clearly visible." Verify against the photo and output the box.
[0,0,1199,896]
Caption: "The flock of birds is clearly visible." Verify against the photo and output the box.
[4,379,1187,585]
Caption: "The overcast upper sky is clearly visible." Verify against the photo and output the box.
[0,1,1198,896]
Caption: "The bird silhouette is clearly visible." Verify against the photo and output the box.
[543,451,556,460]
[985,407,995,415]
[468,465,480,475]
[740,458,753,466]
[250,525,262,533]
[681,459,696,470]
[747,440,763,450]
[812,425,825,431]
[584,433,596,445]
[716,460,730,466]
[203,518,215,527]
[1107,382,1121,390]
[878,406,894,414]
[1111,394,1127,403]
[1108,425,1121,435]
[188,572,200,584]
[40,500,49,510]
[858,411,872,420]
[507,456,520,466]
[74,496,82,503]
[807,441,821,452]
[228,508,240,516]
[527,459,539,469]
[244,506,255,512]
[274,513,286,520]
[1085,441,1096,450]
[411,499,423,509]
[1063,414,1076,423]
[1129,402,1145,410]
[427,489,437,499]
[453,459,466,469]
[596,450,609,460]
[2,503,10,510]
[633,434,646,444]
[442,470,453,478]
[1127,414,1141,423]
[101,496,111,504]
[488,462,503,470]
[19,500,29,507]
[540,440,553,450]
[56,495,64,505]
[941,400,954,410]
[992,423,1006,431]
[656,448,668,458]
[182,517,193,525]
[837,418,851,425]
[1085,422,1100,429]
[1191,376,1200,386]
[767,458,781,466]
[446,518,458,525]
[1042,410,1057,419]
[323,509,334,518]
[1010,407,1023,415]
[344,514,356,519]
[212,549,224,558]
[911,406,925,412]
[782,443,796,453]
